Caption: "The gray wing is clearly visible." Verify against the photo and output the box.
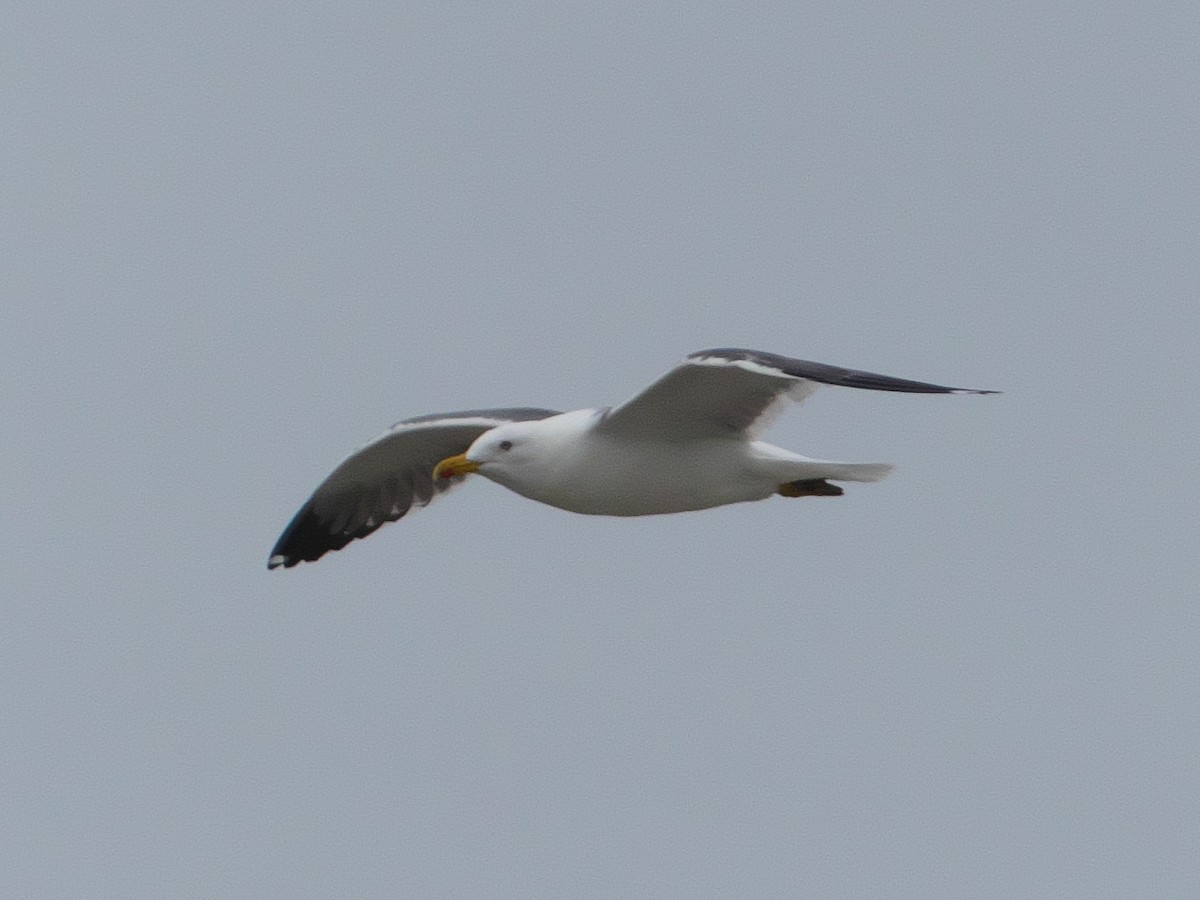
[268,408,559,569]
[595,348,997,441]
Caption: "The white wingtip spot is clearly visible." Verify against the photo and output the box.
[268,555,287,570]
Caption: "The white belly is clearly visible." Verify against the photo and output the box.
[490,434,777,516]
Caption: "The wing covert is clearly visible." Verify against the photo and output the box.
[268,408,559,568]
[595,348,996,442]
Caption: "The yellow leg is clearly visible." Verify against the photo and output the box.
[776,478,844,498]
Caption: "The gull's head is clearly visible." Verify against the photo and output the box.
[433,420,549,485]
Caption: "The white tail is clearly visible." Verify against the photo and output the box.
[785,459,895,483]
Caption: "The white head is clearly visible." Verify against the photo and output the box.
[469,421,549,481]
[431,410,598,496]
[431,418,557,489]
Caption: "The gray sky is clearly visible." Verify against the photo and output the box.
[3,3,1198,897]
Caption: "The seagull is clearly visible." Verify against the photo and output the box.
[268,348,996,568]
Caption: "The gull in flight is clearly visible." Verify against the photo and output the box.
[268,348,996,568]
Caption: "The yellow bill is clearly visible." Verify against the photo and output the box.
[433,453,481,480]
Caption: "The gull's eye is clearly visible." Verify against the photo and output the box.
[499,440,513,451]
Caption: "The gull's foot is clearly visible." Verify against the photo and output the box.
[777,478,844,498]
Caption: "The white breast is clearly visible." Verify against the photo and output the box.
[494,428,774,516]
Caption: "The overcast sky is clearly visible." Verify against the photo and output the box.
[3,3,1198,898]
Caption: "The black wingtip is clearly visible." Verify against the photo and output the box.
[690,348,1000,395]
[267,499,357,570]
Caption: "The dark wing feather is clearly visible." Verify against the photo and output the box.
[268,408,559,569]
[596,348,996,441]
[691,348,999,394]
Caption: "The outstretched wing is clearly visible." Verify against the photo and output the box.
[595,348,997,442]
[268,408,559,569]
